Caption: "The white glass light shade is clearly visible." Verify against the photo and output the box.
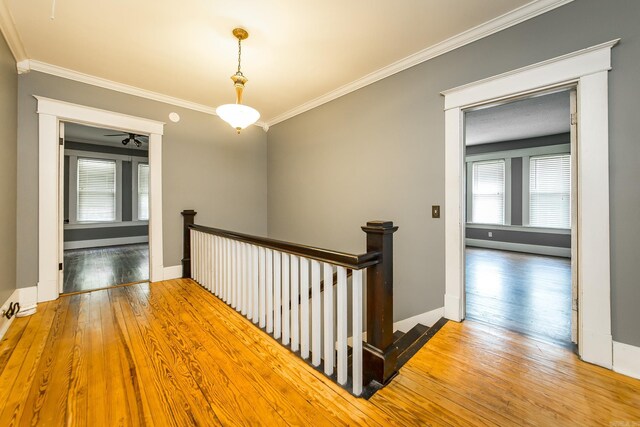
[216,103,260,132]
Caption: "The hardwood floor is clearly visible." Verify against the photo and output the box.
[465,247,572,346]
[63,243,149,294]
[0,279,638,426]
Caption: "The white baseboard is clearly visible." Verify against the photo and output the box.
[613,341,640,380]
[64,235,148,250]
[0,289,19,340]
[466,238,571,258]
[163,265,183,281]
[581,327,613,369]
[17,287,38,317]
[444,294,463,322]
[394,307,445,333]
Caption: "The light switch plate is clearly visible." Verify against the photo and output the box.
[432,205,440,218]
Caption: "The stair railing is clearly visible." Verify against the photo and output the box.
[181,210,398,396]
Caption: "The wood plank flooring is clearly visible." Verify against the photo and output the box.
[63,244,149,294]
[466,247,572,346]
[1,279,638,426]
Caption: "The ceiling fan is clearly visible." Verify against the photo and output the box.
[104,132,148,147]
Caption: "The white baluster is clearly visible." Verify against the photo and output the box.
[259,247,266,328]
[214,236,219,296]
[352,269,363,396]
[282,253,290,345]
[226,238,232,303]
[337,266,348,385]
[266,249,273,333]
[311,260,321,367]
[252,245,259,323]
[196,231,201,284]
[190,229,195,281]
[291,255,300,351]
[300,257,310,359]
[274,251,282,339]
[241,243,248,316]
[206,234,212,291]
[323,263,334,376]
[233,241,239,309]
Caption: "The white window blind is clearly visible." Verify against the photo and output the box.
[472,160,505,225]
[77,158,116,222]
[138,163,150,220]
[529,154,571,229]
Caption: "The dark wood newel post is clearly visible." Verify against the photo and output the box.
[361,220,399,386]
[181,210,197,278]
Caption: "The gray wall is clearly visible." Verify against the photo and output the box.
[17,71,268,289]
[267,0,640,347]
[465,133,570,248]
[0,32,17,304]
[63,141,148,242]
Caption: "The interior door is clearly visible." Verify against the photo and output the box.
[570,89,579,345]
[58,121,65,294]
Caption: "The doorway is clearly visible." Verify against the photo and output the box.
[60,122,150,294]
[36,96,165,303]
[442,40,617,369]
[462,89,575,347]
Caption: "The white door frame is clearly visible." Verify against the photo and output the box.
[36,96,164,302]
[442,39,619,369]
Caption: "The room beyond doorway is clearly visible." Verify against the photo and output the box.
[465,247,571,346]
[61,122,150,294]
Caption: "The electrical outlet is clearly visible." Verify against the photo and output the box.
[432,205,440,218]
[488,231,493,237]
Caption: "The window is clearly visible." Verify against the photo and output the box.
[137,163,150,220]
[529,154,571,228]
[471,160,505,225]
[77,158,116,222]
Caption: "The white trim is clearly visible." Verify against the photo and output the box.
[442,39,619,108]
[0,1,27,63]
[22,61,267,129]
[465,238,571,258]
[65,220,148,230]
[466,223,570,235]
[0,289,19,340]
[64,235,148,250]
[613,341,640,380]
[163,265,183,281]
[466,143,570,162]
[267,0,574,126]
[394,307,445,333]
[65,149,148,162]
[37,97,164,302]
[444,41,617,369]
[16,286,38,317]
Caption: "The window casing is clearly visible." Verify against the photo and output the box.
[471,160,505,225]
[77,158,117,222]
[529,154,571,229]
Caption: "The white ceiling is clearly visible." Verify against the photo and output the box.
[6,0,563,125]
[465,90,570,145]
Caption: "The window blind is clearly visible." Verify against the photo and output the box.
[472,160,505,225]
[529,154,571,229]
[138,163,150,220]
[77,158,116,222]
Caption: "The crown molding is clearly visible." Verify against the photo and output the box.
[266,0,574,127]
[0,0,27,62]
[20,60,268,130]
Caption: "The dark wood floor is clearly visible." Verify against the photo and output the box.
[63,243,149,294]
[465,247,572,346]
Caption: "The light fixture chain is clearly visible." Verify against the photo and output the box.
[237,37,242,75]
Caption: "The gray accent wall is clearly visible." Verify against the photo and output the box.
[17,71,268,290]
[0,32,17,304]
[267,0,640,347]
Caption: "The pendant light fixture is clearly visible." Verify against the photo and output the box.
[216,28,260,134]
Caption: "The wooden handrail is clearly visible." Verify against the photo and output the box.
[188,223,381,270]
